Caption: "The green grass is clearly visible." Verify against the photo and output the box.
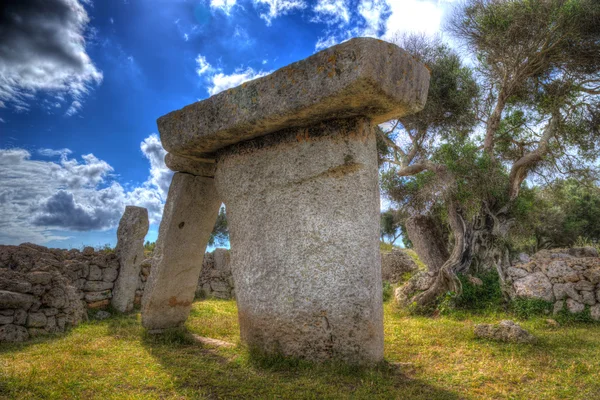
[1,300,600,399]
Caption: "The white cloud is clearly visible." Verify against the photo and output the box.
[382,0,444,39]
[313,0,451,51]
[315,36,339,51]
[0,135,173,245]
[65,100,83,116]
[253,0,307,25]
[38,148,72,157]
[0,118,4,123]
[313,0,350,25]
[358,0,389,37]
[210,0,238,14]
[208,68,270,96]
[196,55,212,76]
[0,0,103,112]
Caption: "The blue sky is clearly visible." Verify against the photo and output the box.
[0,0,456,249]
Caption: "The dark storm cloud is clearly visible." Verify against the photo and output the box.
[33,190,123,231]
[0,0,102,112]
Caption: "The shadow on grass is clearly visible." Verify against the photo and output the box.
[117,321,466,399]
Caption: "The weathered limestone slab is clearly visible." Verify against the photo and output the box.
[215,118,384,364]
[112,206,149,313]
[164,153,216,176]
[141,172,221,331]
[157,37,430,158]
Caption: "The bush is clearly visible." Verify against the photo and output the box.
[452,271,504,311]
[510,298,553,319]
[382,281,393,302]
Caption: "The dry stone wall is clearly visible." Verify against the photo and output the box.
[507,247,600,320]
[0,242,420,343]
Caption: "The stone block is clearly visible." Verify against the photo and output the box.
[87,299,110,309]
[581,290,596,306]
[27,271,53,285]
[158,37,429,157]
[0,290,36,309]
[27,312,47,328]
[42,287,66,308]
[0,324,29,342]
[566,298,585,314]
[142,173,221,331]
[13,309,27,325]
[591,304,600,321]
[102,267,119,283]
[85,291,111,302]
[574,280,595,291]
[165,153,216,176]
[84,281,114,292]
[88,265,102,281]
[514,273,554,302]
[0,315,14,324]
[215,118,384,364]
[112,206,149,313]
[553,283,580,301]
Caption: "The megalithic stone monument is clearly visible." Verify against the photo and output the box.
[112,206,149,313]
[142,37,430,364]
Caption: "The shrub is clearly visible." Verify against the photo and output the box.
[452,271,504,311]
[510,298,553,319]
[382,281,393,302]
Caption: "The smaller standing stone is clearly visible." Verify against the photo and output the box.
[112,206,149,313]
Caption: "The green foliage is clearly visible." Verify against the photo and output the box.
[510,298,553,320]
[143,241,155,252]
[454,272,504,311]
[95,244,114,254]
[382,281,393,303]
[208,205,229,247]
[511,179,600,252]
[554,302,595,324]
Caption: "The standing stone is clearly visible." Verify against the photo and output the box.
[141,173,221,331]
[215,118,384,363]
[112,206,149,313]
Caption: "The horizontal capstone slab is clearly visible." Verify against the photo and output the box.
[158,37,430,157]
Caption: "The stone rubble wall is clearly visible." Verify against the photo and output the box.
[0,243,116,342]
[195,249,235,300]
[507,247,600,320]
[0,243,419,342]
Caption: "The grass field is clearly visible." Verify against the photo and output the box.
[1,299,599,399]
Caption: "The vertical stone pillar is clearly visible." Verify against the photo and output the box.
[215,118,384,364]
[112,206,149,312]
[141,172,220,331]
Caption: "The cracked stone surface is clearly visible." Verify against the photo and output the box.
[141,173,221,331]
[215,118,384,364]
[157,37,430,158]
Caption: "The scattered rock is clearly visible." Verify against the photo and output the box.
[468,275,483,286]
[94,310,111,320]
[381,249,418,283]
[545,319,560,328]
[474,320,535,343]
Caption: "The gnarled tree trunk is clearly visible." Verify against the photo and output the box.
[405,215,449,273]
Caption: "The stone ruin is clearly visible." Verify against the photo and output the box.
[507,247,600,320]
[112,206,149,313]
[141,37,430,364]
